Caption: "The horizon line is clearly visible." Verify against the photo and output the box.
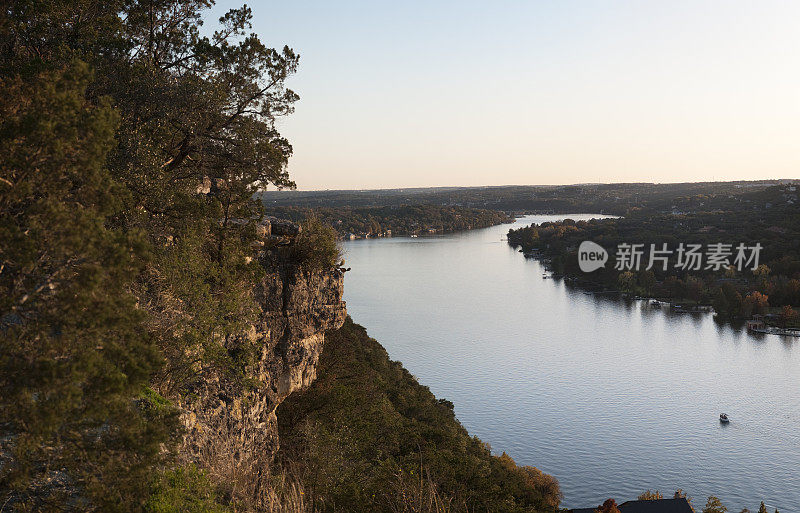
[262,178,797,194]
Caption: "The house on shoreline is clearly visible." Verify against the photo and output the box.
[570,498,693,513]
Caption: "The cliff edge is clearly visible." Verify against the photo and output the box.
[178,221,346,490]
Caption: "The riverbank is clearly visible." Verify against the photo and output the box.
[262,204,513,240]
[516,246,800,338]
[506,201,800,327]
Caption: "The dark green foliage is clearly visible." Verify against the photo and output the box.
[0,59,175,512]
[290,217,342,270]
[1,0,299,510]
[265,204,513,238]
[277,317,561,513]
[145,465,230,513]
[259,181,784,215]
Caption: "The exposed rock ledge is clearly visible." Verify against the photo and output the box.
[179,254,346,471]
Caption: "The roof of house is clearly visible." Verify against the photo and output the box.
[620,498,694,513]
[569,498,694,513]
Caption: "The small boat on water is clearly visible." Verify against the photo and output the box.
[719,413,730,423]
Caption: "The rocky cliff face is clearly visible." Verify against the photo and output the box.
[179,252,346,478]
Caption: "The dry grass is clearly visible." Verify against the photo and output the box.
[382,465,466,513]
[182,408,315,513]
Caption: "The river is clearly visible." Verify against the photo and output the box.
[341,214,800,511]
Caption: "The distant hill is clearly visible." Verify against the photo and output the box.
[260,181,791,215]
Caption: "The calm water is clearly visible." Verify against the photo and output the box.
[342,215,800,511]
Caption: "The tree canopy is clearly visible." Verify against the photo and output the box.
[1,1,298,510]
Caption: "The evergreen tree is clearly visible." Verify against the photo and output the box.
[1,0,300,510]
[0,59,175,511]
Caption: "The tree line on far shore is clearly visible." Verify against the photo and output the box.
[508,184,800,324]
[264,204,512,238]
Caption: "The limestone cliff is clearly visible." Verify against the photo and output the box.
[179,232,346,482]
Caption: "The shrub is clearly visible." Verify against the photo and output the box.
[291,217,342,271]
[146,465,230,513]
[597,499,622,513]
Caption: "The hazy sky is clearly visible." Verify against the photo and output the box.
[212,1,800,190]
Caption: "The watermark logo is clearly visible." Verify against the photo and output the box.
[577,241,763,273]
[578,241,608,272]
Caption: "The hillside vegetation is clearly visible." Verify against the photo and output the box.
[264,205,512,238]
[259,182,783,214]
[1,1,304,511]
[278,317,562,513]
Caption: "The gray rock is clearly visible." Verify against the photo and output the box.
[179,260,345,474]
[266,216,301,236]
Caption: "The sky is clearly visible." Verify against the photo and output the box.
[211,1,800,190]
